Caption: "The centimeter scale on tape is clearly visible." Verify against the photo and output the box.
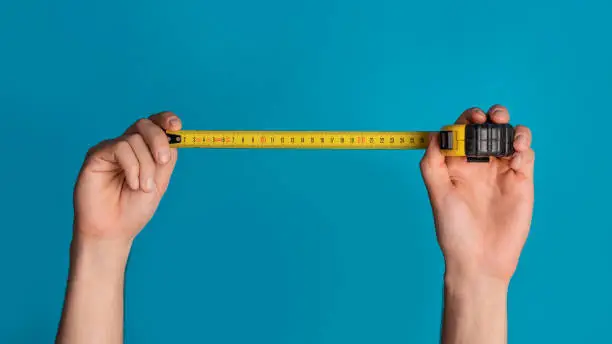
[167,130,431,149]
[166,123,516,162]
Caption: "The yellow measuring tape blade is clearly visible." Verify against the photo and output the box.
[166,130,433,149]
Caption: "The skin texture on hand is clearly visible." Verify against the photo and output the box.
[56,112,182,344]
[73,112,182,243]
[420,105,535,344]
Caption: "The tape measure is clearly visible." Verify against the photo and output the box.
[166,123,515,162]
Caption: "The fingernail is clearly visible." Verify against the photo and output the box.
[169,117,179,127]
[158,150,170,164]
[145,177,156,192]
[515,134,525,146]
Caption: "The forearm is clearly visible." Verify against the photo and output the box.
[56,233,131,344]
[441,270,509,344]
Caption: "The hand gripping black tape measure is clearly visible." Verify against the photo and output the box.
[166,123,514,162]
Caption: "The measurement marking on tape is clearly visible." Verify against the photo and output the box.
[166,131,433,149]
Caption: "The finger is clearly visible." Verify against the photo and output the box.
[154,148,179,194]
[126,133,157,193]
[149,111,182,131]
[510,148,535,178]
[513,125,532,152]
[487,104,510,124]
[455,107,487,124]
[420,133,452,197]
[126,118,172,165]
[112,140,140,190]
[148,112,182,193]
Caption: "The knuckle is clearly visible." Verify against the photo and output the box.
[126,132,144,144]
[115,139,131,152]
[83,139,114,163]
[135,118,151,129]
[135,118,167,145]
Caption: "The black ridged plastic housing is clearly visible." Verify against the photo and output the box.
[464,123,514,161]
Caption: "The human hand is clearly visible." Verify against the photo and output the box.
[73,111,182,247]
[420,105,534,284]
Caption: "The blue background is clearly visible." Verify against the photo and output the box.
[1,0,610,343]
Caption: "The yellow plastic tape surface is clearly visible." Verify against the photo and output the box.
[166,130,434,150]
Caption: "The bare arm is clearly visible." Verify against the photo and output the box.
[56,238,130,343]
[441,273,508,344]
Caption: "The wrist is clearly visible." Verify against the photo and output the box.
[444,271,509,299]
[443,268,509,317]
[69,231,133,277]
[443,252,515,286]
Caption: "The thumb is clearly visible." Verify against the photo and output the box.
[420,132,452,198]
